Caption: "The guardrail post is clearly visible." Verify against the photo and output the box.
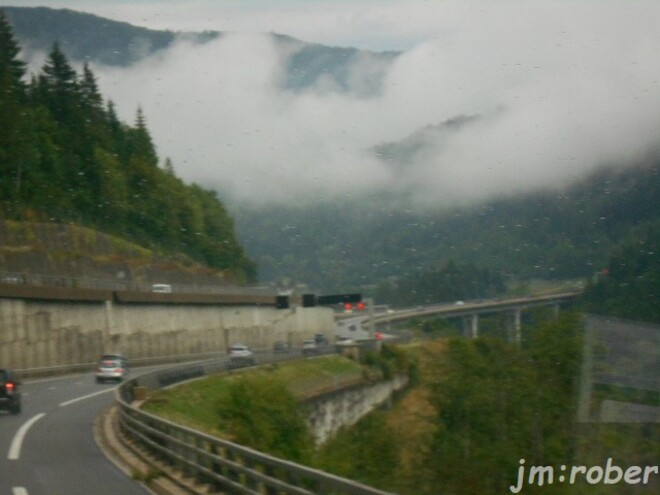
[133,386,147,401]
[226,447,240,486]
[208,443,228,492]
[244,457,259,491]
[263,464,283,495]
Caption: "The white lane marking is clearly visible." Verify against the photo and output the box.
[8,413,46,460]
[59,387,116,407]
[13,487,28,495]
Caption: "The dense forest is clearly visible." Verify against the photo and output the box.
[581,220,660,323]
[0,11,256,282]
[234,159,660,290]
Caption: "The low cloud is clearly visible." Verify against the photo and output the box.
[77,1,660,207]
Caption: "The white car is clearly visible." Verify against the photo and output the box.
[228,344,255,366]
[151,283,172,293]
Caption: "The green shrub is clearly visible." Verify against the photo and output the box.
[216,375,314,462]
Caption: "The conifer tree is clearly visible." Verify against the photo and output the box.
[0,10,28,202]
[37,42,79,125]
[130,106,158,166]
[79,62,103,111]
[0,11,25,88]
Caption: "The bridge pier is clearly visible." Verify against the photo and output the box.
[463,314,479,339]
[506,308,522,345]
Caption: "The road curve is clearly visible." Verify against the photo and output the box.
[0,373,152,495]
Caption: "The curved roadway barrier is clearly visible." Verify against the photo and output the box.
[114,352,395,495]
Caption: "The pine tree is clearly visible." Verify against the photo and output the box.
[0,11,25,87]
[37,42,79,125]
[130,106,158,167]
[0,10,28,203]
[79,63,103,112]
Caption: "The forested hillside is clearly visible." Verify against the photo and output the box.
[2,6,398,94]
[582,220,660,323]
[3,6,658,303]
[1,5,212,66]
[0,12,255,282]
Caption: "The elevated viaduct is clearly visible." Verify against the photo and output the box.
[359,292,582,344]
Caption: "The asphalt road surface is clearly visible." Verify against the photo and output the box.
[0,372,152,495]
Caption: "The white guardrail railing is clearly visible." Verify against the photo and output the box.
[115,350,396,495]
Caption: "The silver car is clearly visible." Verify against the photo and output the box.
[95,354,129,383]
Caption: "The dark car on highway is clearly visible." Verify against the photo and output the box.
[0,368,22,414]
[302,339,320,355]
[273,341,291,353]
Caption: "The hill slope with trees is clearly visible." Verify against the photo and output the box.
[233,159,659,293]
[582,220,660,323]
[0,11,255,282]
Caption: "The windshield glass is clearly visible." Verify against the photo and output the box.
[1,2,657,494]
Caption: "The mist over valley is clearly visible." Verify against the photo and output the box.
[3,2,660,292]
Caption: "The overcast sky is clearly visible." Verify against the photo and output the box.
[12,0,660,206]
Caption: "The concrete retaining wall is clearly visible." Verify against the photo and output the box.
[0,297,335,371]
[304,374,409,445]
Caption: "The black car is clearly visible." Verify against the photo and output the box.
[302,339,320,355]
[273,341,290,353]
[0,368,21,415]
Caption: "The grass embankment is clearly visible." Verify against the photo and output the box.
[143,356,366,439]
[142,348,420,486]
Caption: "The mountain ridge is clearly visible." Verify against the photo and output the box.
[1,6,399,94]
[3,6,658,303]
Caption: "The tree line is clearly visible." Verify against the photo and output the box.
[374,259,506,308]
[0,11,256,281]
[234,156,660,295]
[581,220,660,324]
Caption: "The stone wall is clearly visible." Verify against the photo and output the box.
[304,374,409,445]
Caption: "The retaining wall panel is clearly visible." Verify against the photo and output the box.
[1,294,335,372]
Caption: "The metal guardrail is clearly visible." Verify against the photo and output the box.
[115,351,395,495]
[14,350,237,380]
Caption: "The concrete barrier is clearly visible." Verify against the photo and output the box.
[1,291,335,374]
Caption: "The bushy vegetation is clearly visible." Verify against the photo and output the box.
[0,11,255,281]
[420,316,582,494]
[311,314,584,494]
[314,411,400,488]
[217,375,314,462]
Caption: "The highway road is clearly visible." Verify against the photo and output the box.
[0,372,152,495]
